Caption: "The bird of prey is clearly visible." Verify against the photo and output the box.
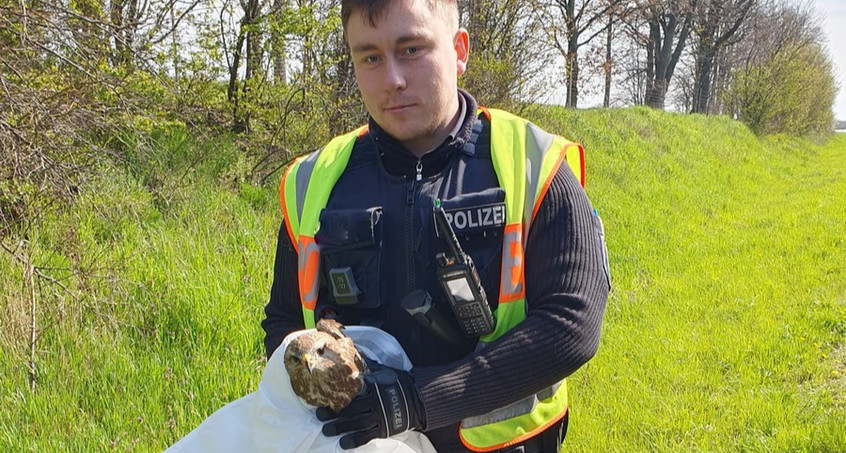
[283,319,367,413]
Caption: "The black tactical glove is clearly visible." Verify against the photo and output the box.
[317,363,425,450]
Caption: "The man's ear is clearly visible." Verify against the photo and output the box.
[454,28,469,75]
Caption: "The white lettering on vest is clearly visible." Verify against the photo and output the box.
[445,203,506,233]
[454,211,467,230]
[493,204,505,226]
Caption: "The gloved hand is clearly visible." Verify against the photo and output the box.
[317,363,425,450]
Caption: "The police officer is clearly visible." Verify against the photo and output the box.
[262,0,610,451]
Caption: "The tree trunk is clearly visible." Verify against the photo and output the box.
[603,14,613,108]
[228,30,247,133]
[690,0,755,114]
[245,0,261,84]
[693,47,716,114]
[565,34,579,108]
[110,0,127,66]
[170,4,180,80]
[563,0,578,109]
[271,0,287,83]
[124,0,138,66]
[641,5,694,110]
[711,54,729,114]
[645,79,667,109]
[228,0,260,134]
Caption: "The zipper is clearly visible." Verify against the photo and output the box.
[407,159,423,355]
[406,159,422,290]
[405,176,417,293]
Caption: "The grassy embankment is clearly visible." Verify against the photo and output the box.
[1,107,843,452]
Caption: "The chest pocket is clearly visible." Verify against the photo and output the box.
[315,207,383,309]
[437,188,506,301]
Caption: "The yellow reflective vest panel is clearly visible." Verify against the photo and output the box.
[278,108,585,452]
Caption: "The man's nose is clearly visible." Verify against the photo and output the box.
[383,58,406,91]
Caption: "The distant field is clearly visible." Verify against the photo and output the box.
[1,108,843,452]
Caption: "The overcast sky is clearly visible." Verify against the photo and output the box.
[817,0,846,120]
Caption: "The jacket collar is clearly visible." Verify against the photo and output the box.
[368,89,479,180]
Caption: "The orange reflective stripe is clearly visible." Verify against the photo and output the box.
[297,236,320,310]
[280,163,298,248]
[478,106,492,121]
[574,144,585,187]
[499,223,525,303]
[562,142,585,188]
[290,127,363,317]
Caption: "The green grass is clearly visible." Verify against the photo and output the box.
[1,110,844,452]
[533,108,846,452]
[1,149,276,451]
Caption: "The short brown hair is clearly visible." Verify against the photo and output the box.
[341,0,458,31]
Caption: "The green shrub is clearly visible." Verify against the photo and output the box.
[725,43,837,137]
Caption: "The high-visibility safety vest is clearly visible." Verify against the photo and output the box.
[279,107,585,452]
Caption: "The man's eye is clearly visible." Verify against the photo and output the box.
[405,47,419,55]
[364,55,379,64]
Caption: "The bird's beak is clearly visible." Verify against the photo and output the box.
[302,353,313,373]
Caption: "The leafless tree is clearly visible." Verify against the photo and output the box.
[621,0,696,109]
[734,0,820,70]
[223,0,266,133]
[689,0,756,114]
[602,7,616,107]
[534,0,626,108]
[595,0,635,107]
[457,0,554,109]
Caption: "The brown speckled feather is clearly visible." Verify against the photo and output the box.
[284,319,366,412]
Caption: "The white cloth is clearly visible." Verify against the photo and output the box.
[165,327,436,453]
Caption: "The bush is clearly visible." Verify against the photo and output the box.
[725,43,838,137]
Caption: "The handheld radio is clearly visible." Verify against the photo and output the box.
[433,201,495,337]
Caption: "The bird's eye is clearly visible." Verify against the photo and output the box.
[317,346,325,356]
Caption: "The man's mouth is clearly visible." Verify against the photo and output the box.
[384,104,414,113]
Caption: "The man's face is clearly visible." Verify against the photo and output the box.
[346,0,468,155]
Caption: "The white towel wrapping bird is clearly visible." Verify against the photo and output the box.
[164,327,435,453]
